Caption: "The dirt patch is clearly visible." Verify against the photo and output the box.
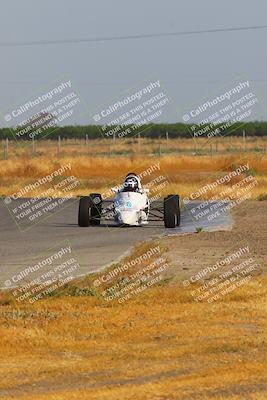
[163,200,267,283]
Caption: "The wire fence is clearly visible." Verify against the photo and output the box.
[1,135,267,160]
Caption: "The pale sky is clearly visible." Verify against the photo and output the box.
[0,0,267,126]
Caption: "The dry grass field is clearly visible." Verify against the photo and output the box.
[0,138,267,399]
[2,136,267,158]
[0,239,266,400]
[0,138,267,200]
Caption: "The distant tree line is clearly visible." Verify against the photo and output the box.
[0,122,266,140]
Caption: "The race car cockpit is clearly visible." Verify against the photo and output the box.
[122,173,141,193]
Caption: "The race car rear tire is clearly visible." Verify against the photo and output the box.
[78,196,91,227]
[176,195,181,226]
[164,195,180,228]
[89,193,102,225]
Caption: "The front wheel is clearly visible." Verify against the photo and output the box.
[78,193,102,227]
[164,195,180,228]
[78,196,91,227]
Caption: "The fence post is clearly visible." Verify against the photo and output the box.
[4,137,9,159]
[166,131,169,149]
[57,135,61,156]
[243,130,246,152]
[32,136,35,154]
[193,138,197,154]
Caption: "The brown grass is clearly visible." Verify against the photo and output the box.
[0,198,266,400]
[0,138,266,399]
[0,252,266,399]
[0,139,267,199]
[2,136,267,157]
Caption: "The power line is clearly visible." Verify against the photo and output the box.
[2,78,267,85]
[1,24,267,47]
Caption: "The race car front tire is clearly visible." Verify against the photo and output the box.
[78,196,91,227]
[164,195,180,228]
[78,194,102,226]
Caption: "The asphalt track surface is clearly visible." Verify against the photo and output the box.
[0,198,232,288]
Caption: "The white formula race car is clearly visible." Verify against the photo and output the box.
[78,173,180,228]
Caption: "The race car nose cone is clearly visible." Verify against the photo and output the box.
[117,210,138,225]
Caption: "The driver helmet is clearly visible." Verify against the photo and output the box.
[124,173,141,192]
